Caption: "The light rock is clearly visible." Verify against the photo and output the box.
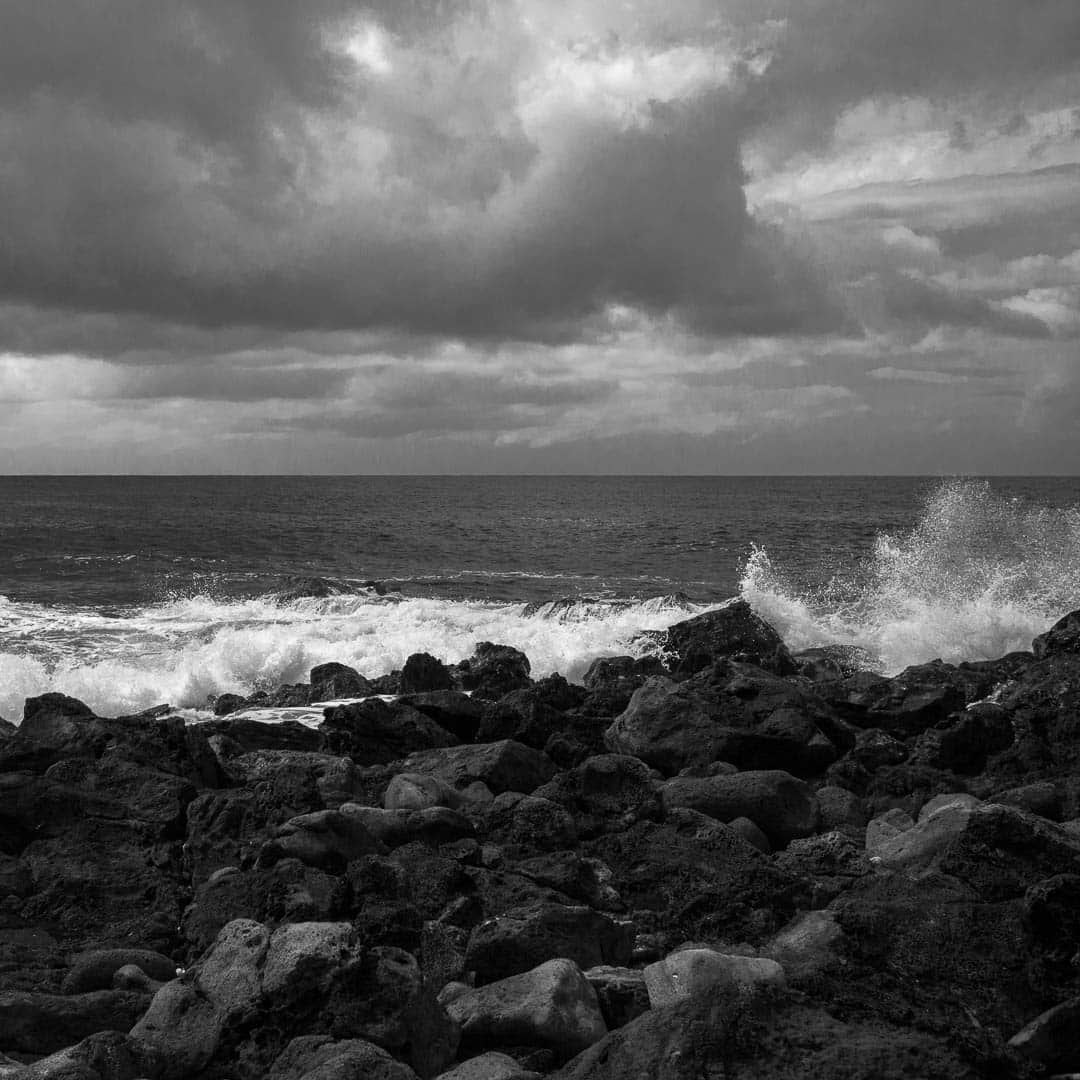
[643,948,786,1009]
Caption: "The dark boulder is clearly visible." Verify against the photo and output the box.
[402,742,555,796]
[397,691,483,744]
[201,716,325,753]
[310,662,374,701]
[579,656,665,717]
[531,754,663,838]
[456,643,533,701]
[659,770,820,847]
[1033,609,1080,659]
[0,989,150,1055]
[322,699,458,765]
[465,903,634,984]
[400,653,455,694]
[658,599,796,676]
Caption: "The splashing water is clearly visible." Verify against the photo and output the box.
[0,591,699,723]
[742,479,1080,674]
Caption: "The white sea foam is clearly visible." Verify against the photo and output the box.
[741,479,1080,674]
[0,591,701,723]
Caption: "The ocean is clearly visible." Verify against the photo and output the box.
[1,475,1078,723]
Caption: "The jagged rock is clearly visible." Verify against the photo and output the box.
[816,785,868,830]
[201,716,325,753]
[530,755,663,838]
[310,662,374,701]
[604,664,839,778]
[578,656,664,717]
[512,853,623,913]
[61,949,176,994]
[403,743,555,797]
[643,948,786,1008]
[132,920,457,1080]
[258,809,387,871]
[582,966,649,1030]
[658,599,796,676]
[401,654,455,695]
[1033,610,1080,659]
[465,904,633,984]
[456,644,533,701]
[864,808,915,855]
[474,793,578,854]
[399,693,484,743]
[322,699,458,765]
[912,702,1014,774]
[852,729,909,771]
[446,958,606,1062]
[583,810,807,946]
[219,750,367,810]
[659,770,819,847]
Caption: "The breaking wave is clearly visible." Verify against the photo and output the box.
[742,479,1080,674]
[0,590,701,723]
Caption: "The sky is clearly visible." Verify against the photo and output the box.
[0,0,1078,474]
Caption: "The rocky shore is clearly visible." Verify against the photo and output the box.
[3,598,1080,1078]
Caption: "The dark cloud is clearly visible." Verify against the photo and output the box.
[115,362,354,402]
[0,0,842,347]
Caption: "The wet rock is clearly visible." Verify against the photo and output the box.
[579,656,665,717]
[322,699,458,765]
[1033,609,1080,659]
[659,770,819,847]
[401,653,455,695]
[852,729,909,771]
[201,716,325,753]
[643,948,786,1008]
[403,743,555,797]
[658,599,796,676]
[400,692,484,744]
[530,755,663,838]
[446,958,606,1062]
[456,644,533,702]
[310,662,374,701]
[465,904,633,985]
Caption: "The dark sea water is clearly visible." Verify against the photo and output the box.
[2,475,1079,722]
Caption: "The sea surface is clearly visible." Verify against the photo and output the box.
[1,475,1078,723]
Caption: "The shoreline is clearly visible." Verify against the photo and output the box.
[2,600,1080,1076]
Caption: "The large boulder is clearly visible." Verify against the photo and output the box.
[1032,609,1080,659]
[446,959,606,1062]
[643,949,785,1008]
[604,664,839,778]
[456,644,533,701]
[530,755,663,838]
[400,654,455,695]
[257,809,387,871]
[660,770,820,847]
[268,1035,420,1080]
[132,920,458,1080]
[658,600,796,676]
[465,904,633,984]
[322,700,458,765]
[403,743,555,796]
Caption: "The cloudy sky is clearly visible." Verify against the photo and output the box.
[1,0,1078,473]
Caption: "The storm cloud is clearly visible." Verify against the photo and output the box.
[0,0,1078,472]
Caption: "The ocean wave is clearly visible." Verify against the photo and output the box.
[741,478,1080,674]
[0,591,704,723]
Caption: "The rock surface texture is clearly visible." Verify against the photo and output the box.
[4,611,1080,1077]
